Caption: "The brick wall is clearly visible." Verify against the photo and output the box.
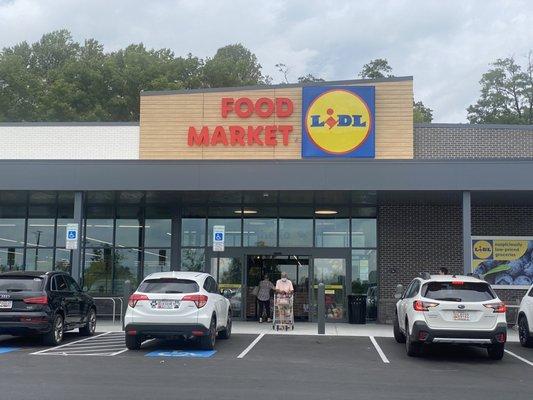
[377,203,463,323]
[414,123,533,159]
[0,123,140,159]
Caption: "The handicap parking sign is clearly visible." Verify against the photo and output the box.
[214,232,223,241]
[212,225,225,252]
[65,223,79,250]
[67,230,77,239]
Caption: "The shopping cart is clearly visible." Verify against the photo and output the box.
[272,292,294,331]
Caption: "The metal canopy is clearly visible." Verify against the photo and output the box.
[0,159,532,191]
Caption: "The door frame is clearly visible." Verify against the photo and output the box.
[206,247,351,322]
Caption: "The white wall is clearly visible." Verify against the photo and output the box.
[0,124,140,159]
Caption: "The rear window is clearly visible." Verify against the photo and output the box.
[138,278,199,294]
[0,277,44,292]
[422,281,495,302]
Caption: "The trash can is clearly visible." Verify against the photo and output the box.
[347,294,367,324]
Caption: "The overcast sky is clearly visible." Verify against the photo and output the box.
[1,0,532,122]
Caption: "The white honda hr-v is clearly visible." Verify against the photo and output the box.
[124,271,232,350]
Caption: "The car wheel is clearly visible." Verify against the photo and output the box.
[43,314,64,346]
[487,343,505,360]
[393,315,406,343]
[200,317,216,350]
[218,312,232,340]
[518,316,533,348]
[405,319,422,357]
[125,334,142,350]
[79,308,97,336]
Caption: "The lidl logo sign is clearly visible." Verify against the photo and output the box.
[302,86,375,157]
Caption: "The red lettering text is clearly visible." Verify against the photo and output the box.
[188,126,210,146]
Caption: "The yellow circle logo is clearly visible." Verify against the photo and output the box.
[473,240,493,259]
[305,89,371,154]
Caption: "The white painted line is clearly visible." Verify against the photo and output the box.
[369,336,390,364]
[30,332,112,355]
[110,348,129,356]
[505,350,533,367]
[237,333,265,359]
[40,352,117,357]
[52,345,124,351]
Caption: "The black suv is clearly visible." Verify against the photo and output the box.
[0,271,97,345]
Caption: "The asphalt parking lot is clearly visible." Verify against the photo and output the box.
[0,332,532,400]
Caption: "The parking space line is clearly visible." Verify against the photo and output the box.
[505,350,533,367]
[369,336,390,364]
[110,348,129,356]
[237,333,265,359]
[30,332,112,355]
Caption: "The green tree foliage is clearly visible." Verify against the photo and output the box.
[297,74,325,83]
[467,55,533,124]
[0,31,264,121]
[359,58,433,122]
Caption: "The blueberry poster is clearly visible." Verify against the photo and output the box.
[472,237,533,286]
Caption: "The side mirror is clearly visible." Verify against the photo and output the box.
[394,284,404,300]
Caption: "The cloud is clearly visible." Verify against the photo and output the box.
[1,0,532,122]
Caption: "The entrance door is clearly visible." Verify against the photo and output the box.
[312,257,348,322]
[246,255,310,321]
[209,252,243,319]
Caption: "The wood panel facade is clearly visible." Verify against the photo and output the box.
[139,78,413,160]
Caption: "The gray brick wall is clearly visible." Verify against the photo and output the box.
[414,123,533,159]
[377,204,463,323]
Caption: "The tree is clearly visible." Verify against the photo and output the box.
[297,74,325,84]
[359,58,393,79]
[359,58,433,122]
[467,55,533,124]
[413,101,433,123]
[202,43,267,88]
[275,63,290,84]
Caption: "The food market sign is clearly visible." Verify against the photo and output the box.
[472,236,533,287]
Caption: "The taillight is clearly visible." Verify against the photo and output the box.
[413,300,439,311]
[128,293,149,308]
[182,294,208,308]
[23,295,48,305]
[484,302,507,313]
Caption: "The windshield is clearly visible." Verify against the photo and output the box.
[138,278,199,294]
[0,277,44,292]
[422,281,495,302]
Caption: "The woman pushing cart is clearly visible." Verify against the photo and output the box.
[273,272,294,331]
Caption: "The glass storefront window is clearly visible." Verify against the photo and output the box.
[26,219,55,247]
[315,218,350,247]
[83,247,113,294]
[116,207,143,248]
[279,219,313,247]
[25,248,54,271]
[313,258,346,321]
[114,248,141,292]
[208,218,241,247]
[211,257,243,318]
[181,248,205,271]
[0,217,25,246]
[351,219,377,248]
[55,248,72,272]
[182,219,206,247]
[143,248,171,277]
[243,219,277,247]
[145,206,172,248]
[0,248,24,272]
[85,219,114,247]
[352,249,378,320]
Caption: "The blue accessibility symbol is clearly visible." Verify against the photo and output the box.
[145,350,216,358]
[214,233,223,241]
[67,231,77,239]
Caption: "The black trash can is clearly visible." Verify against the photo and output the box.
[347,294,367,324]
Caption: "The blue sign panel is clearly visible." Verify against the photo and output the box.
[302,86,375,158]
[145,350,216,358]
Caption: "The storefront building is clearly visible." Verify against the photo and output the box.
[1,76,532,323]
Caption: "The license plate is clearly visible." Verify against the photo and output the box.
[151,300,179,309]
[453,311,470,321]
[0,300,13,309]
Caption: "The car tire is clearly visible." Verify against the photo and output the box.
[218,312,232,340]
[43,314,64,346]
[487,343,505,360]
[518,316,533,348]
[405,319,422,357]
[393,316,406,343]
[125,334,142,350]
[79,308,97,336]
[200,317,216,350]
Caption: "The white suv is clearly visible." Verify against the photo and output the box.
[124,271,232,350]
[393,274,507,359]
[517,284,533,347]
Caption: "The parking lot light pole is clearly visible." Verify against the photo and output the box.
[123,280,132,330]
[318,283,325,334]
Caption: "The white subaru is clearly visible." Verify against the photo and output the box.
[124,271,232,350]
[517,284,533,347]
[393,274,507,359]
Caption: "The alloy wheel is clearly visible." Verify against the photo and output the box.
[54,317,64,343]
[88,310,97,333]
